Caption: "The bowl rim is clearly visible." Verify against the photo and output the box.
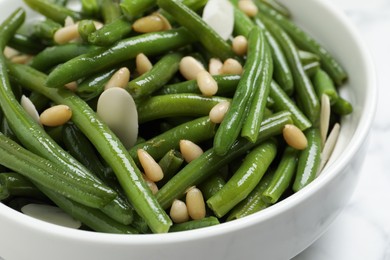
[0,0,377,245]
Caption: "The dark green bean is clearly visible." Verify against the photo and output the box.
[207,140,277,217]
[128,52,183,99]
[81,0,100,18]
[157,111,293,209]
[262,146,298,203]
[88,16,132,46]
[293,128,322,192]
[303,61,320,77]
[27,92,50,112]
[137,94,228,123]
[76,68,117,101]
[78,20,97,43]
[158,0,235,60]
[32,19,61,42]
[46,27,196,88]
[169,217,220,232]
[101,0,121,24]
[312,69,339,105]
[0,172,45,200]
[259,0,290,17]
[158,150,184,186]
[299,50,320,65]
[231,4,255,37]
[8,34,45,55]
[332,96,353,115]
[198,173,226,201]
[214,27,266,155]
[120,0,155,20]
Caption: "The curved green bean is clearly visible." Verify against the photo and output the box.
[169,217,220,232]
[88,16,132,46]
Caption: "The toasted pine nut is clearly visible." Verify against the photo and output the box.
[318,123,340,174]
[132,15,165,33]
[40,105,72,127]
[320,94,331,146]
[186,186,206,220]
[153,13,172,30]
[54,23,80,44]
[105,67,131,90]
[208,58,223,75]
[238,0,258,17]
[180,140,204,163]
[283,124,308,150]
[170,199,189,224]
[10,54,33,64]
[21,95,41,125]
[142,174,159,195]
[136,53,153,75]
[197,71,218,96]
[64,16,75,27]
[137,149,164,182]
[4,46,19,59]
[65,81,78,92]
[232,35,248,56]
[209,101,230,123]
[179,56,206,80]
[221,58,243,75]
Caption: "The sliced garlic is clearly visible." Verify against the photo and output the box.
[97,88,138,149]
[20,95,41,125]
[202,0,234,40]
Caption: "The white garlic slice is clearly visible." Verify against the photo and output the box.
[202,0,234,40]
[97,88,138,149]
[20,95,41,126]
[21,204,81,229]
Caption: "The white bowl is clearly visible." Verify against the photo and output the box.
[0,0,376,259]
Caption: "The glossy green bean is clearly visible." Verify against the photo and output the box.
[9,34,45,55]
[207,140,277,217]
[158,150,184,186]
[78,20,97,42]
[169,217,220,232]
[120,0,155,20]
[156,111,293,209]
[137,94,228,123]
[81,0,100,17]
[299,50,320,65]
[32,19,61,42]
[259,0,290,17]
[76,68,117,101]
[332,96,353,115]
[231,4,255,37]
[312,69,339,105]
[101,0,121,24]
[0,172,45,200]
[293,128,322,192]
[158,0,235,60]
[46,27,196,88]
[262,146,298,203]
[88,16,132,46]
[303,61,320,77]
[199,173,226,201]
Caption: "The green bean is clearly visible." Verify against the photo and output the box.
[332,96,353,115]
[81,0,100,18]
[8,63,172,233]
[254,0,347,85]
[293,128,322,192]
[101,0,121,24]
[303,61,320,77]
[46,27,196,88]
[0,133,110,208]
[1,117,17,142]
[259,0,290,17]
[128,52,183,99]
[32,19,61,42]
[269,80,312,131]
[78,20,97,43]
[312,69,339,105]
[120,0,155,20]
[214,27,266,155]
[299,50,320,65]
[158,74,240,96]
[226,170,274,221]
[199,173,226,201]
[8,34,45,55]
[88,16,132,46]
[241,28,273,142]
[158,0,235,60]
[262,146,298,203]
[137,94,228,123]
[207,140,277,217]
[260,15,320,125]
[254,16,294,95]
[30,43,99,72]
[169,217,220,232]
[27,92,50,112]
[130,116,216,162]
[157,111,293,209]
[158,150,184,186]
[231,4,255,37]
[76,68,117,101]
[23,0,82,24]
[0,172,45,200]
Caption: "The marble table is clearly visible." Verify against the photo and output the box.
[294,0,390,259]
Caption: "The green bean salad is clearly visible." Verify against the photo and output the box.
[0,0,352,234]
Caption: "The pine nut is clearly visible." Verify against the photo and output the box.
[3,46,19,59]
[179,56,206,80]
[132,15,165,33]
[221,58,243,75]
[39,105,72,127]
[153,13,172,30]
[64,16,75,27]
[142,174,159,195]
[238,0,258,17]
[54,23,80,44]
[105,67,130,90]
[20,95,41,125]
[209,58,223,75]
[10,54,33,64]
[320,94,331,146]
[318,123,340,174]
[64,81,78,92]
[180,140,204,163]
[196,70,218,96]
[283,124,308,150]
[136,53,153,75]
[232,35,248,56]
[169,199,189,224]
[137,149,164,182]
[209,101,230,123]
[186,186,206,220]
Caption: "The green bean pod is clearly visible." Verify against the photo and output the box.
[158,0,235,60]
[128,52,183,99]
[299,50,320,65]
[46,27,196,88]
[156,111,293,209]
[88,16,133,46]
[312,69,339,105]
[158,150,184,186]
[0,172,45,201]
[199,173,226,201]
[303,61,320,77]
[262,146,299,203]
[101,0,122,24]
[293,128,322,192]
[231,5,255,37]
[332,96,353,115]
[76,68,117,101]
[120,0,155,20]
[169,217,220,232]
[137,94,229,123]
[9,34,45,55]
[32,19,61,42]
[207,140,277,217]
[259,0,290,17]
[81,0,100,18]
[78,20,97,43]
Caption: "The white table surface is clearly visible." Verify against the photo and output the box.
[294,0,390,259]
